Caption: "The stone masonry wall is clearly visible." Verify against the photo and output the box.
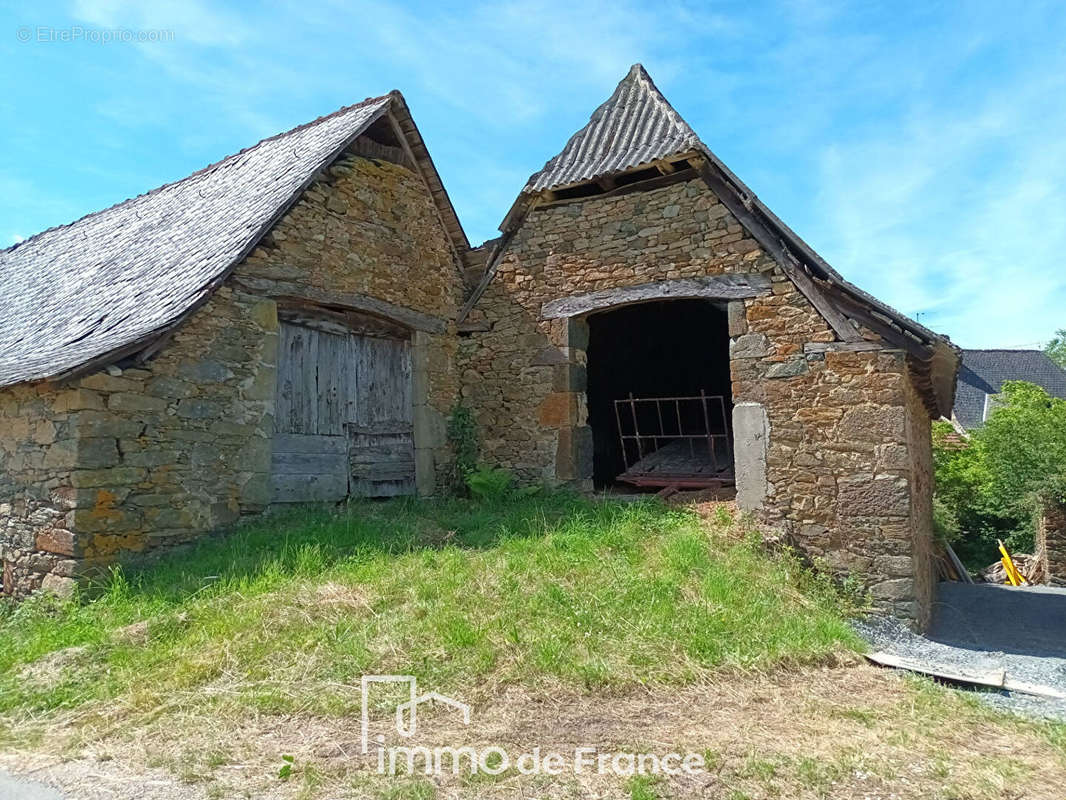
[1,151,462,597]
[1037,502,1066,586]
[461,174,936,622]
[65,286,278,573]
[716,290,928,620]
[0,384,81,596]
[0,285,278,599]
[904,369,937,628]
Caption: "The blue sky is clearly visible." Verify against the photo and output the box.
[2,0,1064,348]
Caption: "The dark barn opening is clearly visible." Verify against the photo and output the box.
[586,299,734,490]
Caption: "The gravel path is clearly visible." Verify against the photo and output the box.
[856,582,1066,721]
[0,770,64,800]
[0,757,207,800]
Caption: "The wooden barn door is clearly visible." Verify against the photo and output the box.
[272,309,415,502]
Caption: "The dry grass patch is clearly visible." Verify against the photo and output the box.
[2,665,1064,799]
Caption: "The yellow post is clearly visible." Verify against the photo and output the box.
[998,539,1025,586]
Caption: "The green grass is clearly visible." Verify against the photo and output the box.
[0,493,860,728]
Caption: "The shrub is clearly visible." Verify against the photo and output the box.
[933,382,1066,567]
[465,466,514,502]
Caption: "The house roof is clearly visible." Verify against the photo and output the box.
[954,349,1066,429]
[467,64,960,418]
[0,91,468,389]
[523,64,702,193]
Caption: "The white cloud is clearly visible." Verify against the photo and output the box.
[8,234,25,245]
[810,66,1066,347]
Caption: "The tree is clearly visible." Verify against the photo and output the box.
[978,381,1066,507]
[933,382,1066,567]
[1046,328,1066,369]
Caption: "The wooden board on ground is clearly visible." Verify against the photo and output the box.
[617,440,734,489]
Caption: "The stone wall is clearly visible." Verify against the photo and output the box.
[1,150,462,597]
[904,370,937,627]
[68,286,278,569]
[0,285,278,599]
[460,173,937,622]
[0,384,79,596]
[729,302,929,620]
[1037,502,1066,586]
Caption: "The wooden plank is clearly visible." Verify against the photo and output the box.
[279,303,412,340]
[277,323,318,435]
[271,433,349,502]
[803,341,887,354]
[865,651,1005,689]
[945,541,974,584]
[348,424,415,497]
[232,276,446,333]
[272,472,349,503]
[315,330,347,435]
[273,433,347,454]
[273,451,349,475]
[540,275,772,319]
[348,136,410,167]
[353,336,413,427]
[822,285,934,360]
[301,326,320,434]
[351,463,416,480]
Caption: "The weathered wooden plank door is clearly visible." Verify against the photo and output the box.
[272,312,415,502]
[348,335,415,497]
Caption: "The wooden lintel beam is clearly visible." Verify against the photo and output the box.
[535,169,698,211]
[541,274,772,319]
[232,276,446,334]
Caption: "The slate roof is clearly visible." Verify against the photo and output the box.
[0,91,466,389]
[954,349,1066,429]
[524,64,702,193]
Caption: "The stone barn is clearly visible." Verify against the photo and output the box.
[0,92,467,597]
[456,65,959,625]
[1,66,959,626]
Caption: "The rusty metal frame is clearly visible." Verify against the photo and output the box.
[612,391,734,488]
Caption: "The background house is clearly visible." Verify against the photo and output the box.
[953,349,1066,430]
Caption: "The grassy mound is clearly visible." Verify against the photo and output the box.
[0,494,860,726]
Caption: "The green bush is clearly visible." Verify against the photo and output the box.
[465,466,514,502]
[933,382,1066,567]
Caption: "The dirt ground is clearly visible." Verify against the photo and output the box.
[3,663,1064,800]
